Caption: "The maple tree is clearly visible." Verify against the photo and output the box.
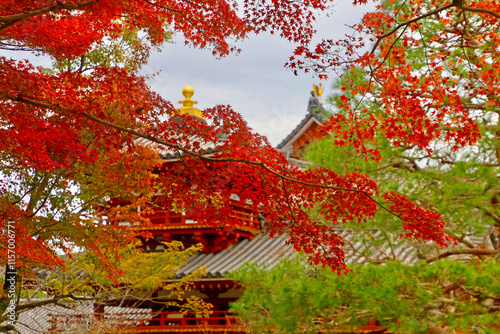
[244,54,500,331]
[290,0,500,157]
[0,0,332,284]
[0,1,468,324]
[299,0,500,254]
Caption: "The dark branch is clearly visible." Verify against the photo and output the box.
[370,3,454,55]
[425,248,499,263]
[0,1,97,32]
[459,4,500,19]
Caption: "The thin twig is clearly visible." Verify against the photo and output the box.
[281,178,329,257]
[371,3,455,55]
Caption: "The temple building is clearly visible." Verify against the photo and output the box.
[276,84,328,163]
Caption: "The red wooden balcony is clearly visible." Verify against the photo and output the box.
[109,200,260,233]
[134,206,260,232]
[117,310,246,334]
[104,197,261,252]
[109,201,261,252]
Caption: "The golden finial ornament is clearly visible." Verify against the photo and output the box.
[177,85,205,119]
[313,83,324,103]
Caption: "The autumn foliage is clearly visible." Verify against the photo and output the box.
[290,0,500,158]
[0,0,464,284]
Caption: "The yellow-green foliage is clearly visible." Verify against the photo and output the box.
[42,241,207,310]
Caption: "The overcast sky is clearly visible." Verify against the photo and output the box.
[143,0,372,145]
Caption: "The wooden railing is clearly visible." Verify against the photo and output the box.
[229,209,259,230]
[144,209,185,225]
[46,311,246,333]
[115,310,246,333]
[47,310,399,333]
[133,208,260,231]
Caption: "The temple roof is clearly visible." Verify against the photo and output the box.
[276,90,329,159]
[176,229,427,279]
[276,110,325,150]
[176,233,295,278]
[13,302,152,334]
[176,228,490,279]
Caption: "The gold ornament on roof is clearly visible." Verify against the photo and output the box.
[178,85,205,119]
[313,83,324,102]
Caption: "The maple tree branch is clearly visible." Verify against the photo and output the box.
[416,24,449,108]
[3,93,408,223]
[143,0,233,47]
[179,0,223,17]
[0,18,22,33]
[79,110,410,223]
[30,173,66,218]
[177,147,202,185]
[142,1,220,47]
[425,248,499,263]
[369,1,500,56]
[15,294,94,311]
[5,94,370,193]
[79,110,400,214]
[367,23,408,85]
[142,0,182,13]
[10,173,47,206]
[0,1,97,33]
[144,0,223,17]
[281,178,329,257]
[176,12,219,46]
[458,4,500,19]
[370,3,454,55]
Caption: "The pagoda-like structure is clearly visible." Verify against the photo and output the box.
[104,86,268,334]
[111,85,261,252]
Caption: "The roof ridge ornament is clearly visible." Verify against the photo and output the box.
[312,83,323,104]
[308,83,323,113]
[178,85,205,120]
